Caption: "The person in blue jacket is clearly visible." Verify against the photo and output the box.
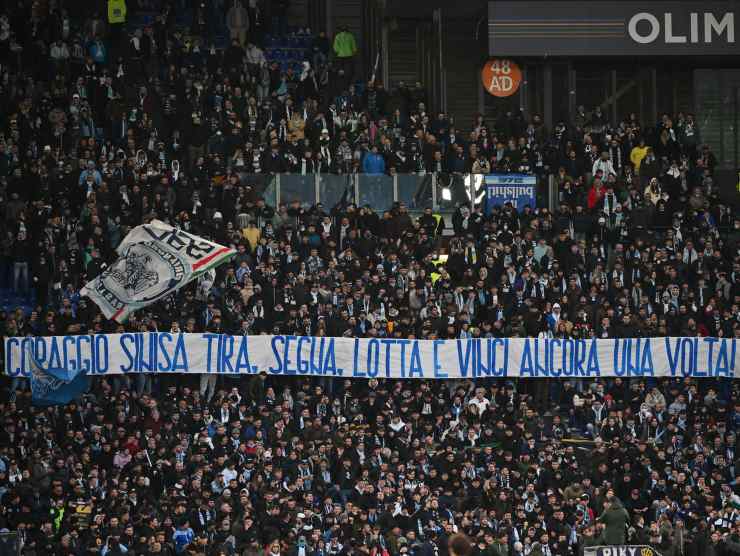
[362,145,386,174]
[172,519,195,553]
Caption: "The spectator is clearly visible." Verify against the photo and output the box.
[106,0,126,44]
[592,151,616,178]
[312,31,331,69]
[449,534,474,556]
[596,495,630,545]
[11,231,30,295]
[172,520,195,554]
[644,178,664,206]
[587,178,606,210]
[227,0,250,46]
[361,145,385,174]
[332,25,357,80]
[630,138,649,173]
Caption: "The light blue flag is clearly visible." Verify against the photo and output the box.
[27,346,90,406]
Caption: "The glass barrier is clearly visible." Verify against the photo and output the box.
[357,174,394,212]
[263,180,277,207]
[243,173,542,212]
[319,174,354,210]
[397,173,433,209]
[241,173,277,206]
[279,174,315,208]
[435,173,470,211]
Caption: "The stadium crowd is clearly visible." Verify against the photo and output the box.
[0,0,740,555]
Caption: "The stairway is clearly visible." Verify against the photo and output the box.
[443,18,482,129]
[674,67,693,114]
[694,69,726,164]
[287,0,310,30]
[387,19,419,88]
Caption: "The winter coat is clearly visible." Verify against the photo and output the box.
[362,152,385,175]
[597,499,630,545]
[333,31,357,58]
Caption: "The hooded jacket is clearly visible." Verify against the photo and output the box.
[597,498,630,545]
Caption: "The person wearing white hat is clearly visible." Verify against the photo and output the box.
[546,303,562,333]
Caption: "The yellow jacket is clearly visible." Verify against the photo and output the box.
[630,145,648,172]
[108,0,127,23]
[242,227,261,250]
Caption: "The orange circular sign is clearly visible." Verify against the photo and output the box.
[481,59,522,97]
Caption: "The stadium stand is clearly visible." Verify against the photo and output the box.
[0,1,738,555]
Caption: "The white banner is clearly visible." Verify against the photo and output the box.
[80,220,234,323]
[4,334,737,379]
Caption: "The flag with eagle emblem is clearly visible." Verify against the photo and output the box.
[81,220,235,323]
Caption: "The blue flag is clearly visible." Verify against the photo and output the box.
[27,347,89,406]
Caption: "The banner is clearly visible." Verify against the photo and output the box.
[488,2,740,57]
[585,547,661,556]
[81,220,234,323]
[5,335,737,379]
[485,174,537,213]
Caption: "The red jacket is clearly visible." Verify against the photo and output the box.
[587,185,606,210]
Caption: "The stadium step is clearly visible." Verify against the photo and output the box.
[387,19,419,89]
[443,18,482,129]
[287,0,310,30]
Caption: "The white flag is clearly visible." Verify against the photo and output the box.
[81,220,234,323]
